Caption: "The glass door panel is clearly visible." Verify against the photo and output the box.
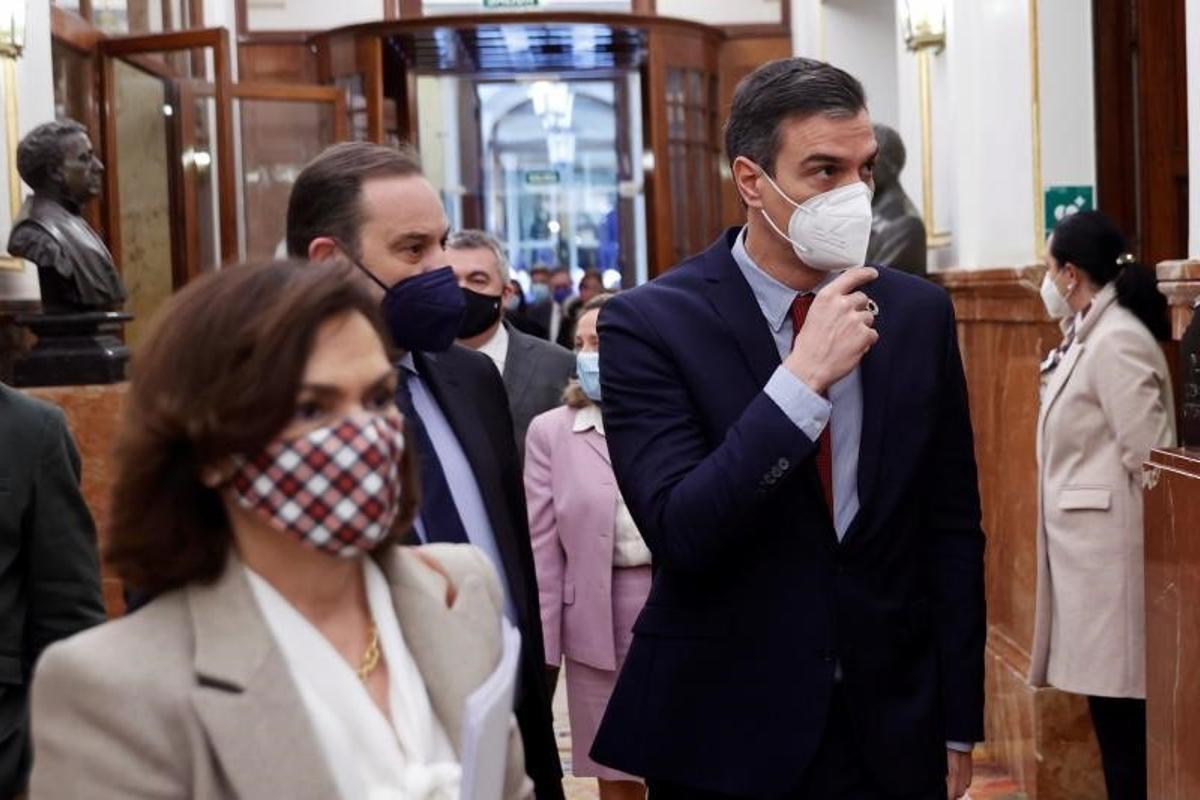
[99,30,235,345]
[107,57,175,347]
[234,84,347,260]
[475,74,647,290]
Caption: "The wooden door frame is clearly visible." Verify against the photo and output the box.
[1093,0,1190,265]
[100,28,238,266]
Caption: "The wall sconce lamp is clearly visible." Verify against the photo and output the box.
[0,0,26,273]
[902,0,951,249]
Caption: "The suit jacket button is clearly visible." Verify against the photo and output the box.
[778,458,790,469]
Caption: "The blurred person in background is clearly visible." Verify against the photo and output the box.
[1029,210,1175,800]
[448,230,575,464]
[506,278,550,339]
[29,261,531,799]
[525,294,650,800]
[557,270,605,352]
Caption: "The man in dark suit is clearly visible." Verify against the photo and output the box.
[447,229,576,463]
[590,58,985,799]
[286,144,563,799]
[0,320,106,797]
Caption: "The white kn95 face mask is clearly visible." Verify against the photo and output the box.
[757,171,874,272]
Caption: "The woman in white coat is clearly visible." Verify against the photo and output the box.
[1029,211,1175,800]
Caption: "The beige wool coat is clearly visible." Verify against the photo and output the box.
[28,543,533,799]
[1028,283,1176,699]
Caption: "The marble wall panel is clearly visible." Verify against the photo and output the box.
[25,384,128,617]
[938,267,1103,798]
[1144,448,1200,800]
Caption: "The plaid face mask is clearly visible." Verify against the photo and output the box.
[228,413,406,558]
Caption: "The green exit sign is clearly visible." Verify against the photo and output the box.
[1044,185,1094,233]
[483,0,540,8]
[525,169,560,186]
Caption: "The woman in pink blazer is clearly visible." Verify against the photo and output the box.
[524,294,651,800]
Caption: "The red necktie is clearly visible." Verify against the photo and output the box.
[790,294,834,514]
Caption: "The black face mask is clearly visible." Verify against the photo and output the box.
[457,288,503,339]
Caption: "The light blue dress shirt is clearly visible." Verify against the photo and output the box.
[731,229,862,540]
[399,355,516,622]
[731,230,974,754]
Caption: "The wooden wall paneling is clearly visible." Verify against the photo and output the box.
[457,79,483,230]
[1135,0,1189,265]
[937,267,1106,798]
[51,5,105,50]
[716,35,792,230]
[357,34,385,143]
[173,79,201,284]
[1145,448,1200,800]
[1093,0,1189,265]
[641,24,722,275]
[1091,0,1136,243]
[398,0,422,17]
[238,33,319,83]
[641,28,671,276]
[722,0,791,40]
[213,29,238,264]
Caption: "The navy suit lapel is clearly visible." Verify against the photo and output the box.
[501,326,537,408]
[411,351,528,605]
[844,275,893,545]
[698,229,782,388]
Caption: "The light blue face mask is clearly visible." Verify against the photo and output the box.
[528,283,551,303]
[576,351,602,402]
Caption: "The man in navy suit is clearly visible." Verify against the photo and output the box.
[590,58,985,799]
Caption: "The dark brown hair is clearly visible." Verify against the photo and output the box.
[285,142,424,260]
[106,260,418,595]
[724,58,866,176]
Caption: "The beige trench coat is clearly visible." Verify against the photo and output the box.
[28,544,533,799]
[1028,283,1176,698]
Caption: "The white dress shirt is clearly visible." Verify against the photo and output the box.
[574,404,652,568]
[246,558,460,800]
[476,323,510,375]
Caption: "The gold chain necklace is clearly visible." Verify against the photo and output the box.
[356,624,381,682]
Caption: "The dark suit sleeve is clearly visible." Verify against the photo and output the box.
[24,407,106,664]
[598,295,818,576]
[927,299,987,743]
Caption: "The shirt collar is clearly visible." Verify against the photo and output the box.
[572,404,605,436]
[730,227,836,333]
[476,323,509,366]
[398,352,416,374]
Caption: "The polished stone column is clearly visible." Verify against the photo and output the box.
[1144,448,1200,800]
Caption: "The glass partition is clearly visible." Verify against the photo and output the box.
[100,32,235,345]
[402,66,647,289]
[235,86,346,260]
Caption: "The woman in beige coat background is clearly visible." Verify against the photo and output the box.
[1029,211,1175,800]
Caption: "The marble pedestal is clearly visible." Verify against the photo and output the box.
[1144,448,1200,800]
[25,383,129,617]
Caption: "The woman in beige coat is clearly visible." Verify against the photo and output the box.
[28,262,530,800]
[1029,211,1175,800]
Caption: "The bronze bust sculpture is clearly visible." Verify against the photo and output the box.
[866,124,928,277]
[7,119,127,312]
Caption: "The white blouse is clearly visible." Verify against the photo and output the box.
[245,558,461,800]
[573,405,653,568]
